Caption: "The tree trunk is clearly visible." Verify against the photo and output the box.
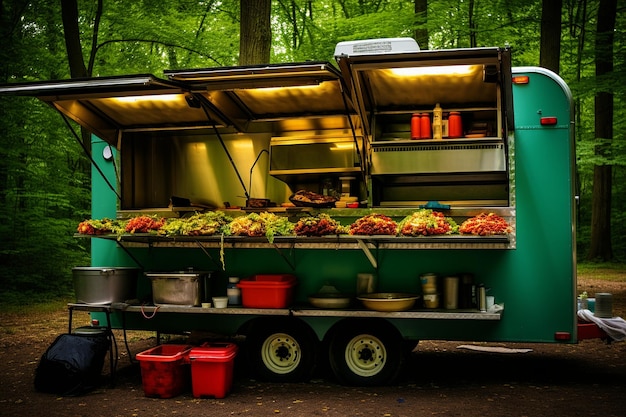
[60,0,87,78]
[239,0,272,65]
[587,0,617,261]
[86,0,103,76]
[60,0,92,158]
[468,0,476,47]
[540,0,562,73]
[414,0,428,50]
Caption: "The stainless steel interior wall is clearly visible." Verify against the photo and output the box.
[121,130,292,209]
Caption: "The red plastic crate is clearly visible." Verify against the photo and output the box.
[237,274,297,308]
[577,322,608,340]
[136,344,192,398]
[189,343,238,398]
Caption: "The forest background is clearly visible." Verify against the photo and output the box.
[0,0,624,304]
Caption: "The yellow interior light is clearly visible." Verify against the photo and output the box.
[332,142,355,150]
[246,83,325,94]
[388,65,477,77]
[112,93,182,103]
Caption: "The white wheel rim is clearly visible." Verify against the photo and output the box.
[261,332,301,375]
[344,333,386,377]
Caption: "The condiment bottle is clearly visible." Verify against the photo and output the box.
[432,103,443,139]
[420,113,431,139]
[448,111,463,138]
[227,277,241,305]
[410,113,421,140]
[478,284,487,312]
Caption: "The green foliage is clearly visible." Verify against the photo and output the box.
[0,297,70,313]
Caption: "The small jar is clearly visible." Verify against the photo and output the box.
[227,277,241,305]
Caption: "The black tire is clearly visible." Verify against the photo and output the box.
[245,318,318,382]
[328,319,405,386]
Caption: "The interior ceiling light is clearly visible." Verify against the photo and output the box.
[240,83,325,94]
[111,93,182,103]
[331,142,355,150]
[387,65,477,77]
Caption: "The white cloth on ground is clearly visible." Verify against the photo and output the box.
[456,345,533,354]
[577,309,626,341]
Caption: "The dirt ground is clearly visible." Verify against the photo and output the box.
[1,276,625,417]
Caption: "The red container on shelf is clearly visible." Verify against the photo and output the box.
[237,274,297,308]
[136,344,192,398]
[448,111,463,138]
[189,343,238,398]
[410,113,421,139]
[419,113,431,139]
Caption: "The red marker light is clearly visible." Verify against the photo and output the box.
[540,117,558,126]
[554,331,571,341]
[512,75,529,84]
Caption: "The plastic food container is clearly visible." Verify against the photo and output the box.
[237,274,297,308]
[212,296,228,308]
[189,343,238,398]
[136,344,192,398]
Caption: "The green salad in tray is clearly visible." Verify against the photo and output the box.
[397,209,459,236]
[158,211,232,236]
[225,212,294,243]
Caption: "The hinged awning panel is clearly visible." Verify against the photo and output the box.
[1,63,357,143]
[0,74,214,145]
[166,62,355,131]
[335,47,510,136]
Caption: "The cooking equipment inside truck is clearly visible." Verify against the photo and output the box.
[336,46,514,208]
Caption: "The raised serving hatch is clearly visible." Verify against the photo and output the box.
[335,41,515,208]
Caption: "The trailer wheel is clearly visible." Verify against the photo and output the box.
[328,320,404,386]
[245,319,317,382]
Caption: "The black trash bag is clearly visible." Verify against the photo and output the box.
[34,333,109,396]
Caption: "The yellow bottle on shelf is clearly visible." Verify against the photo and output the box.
[432,103,443,139]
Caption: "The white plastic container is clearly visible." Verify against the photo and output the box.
[212,296,228,308]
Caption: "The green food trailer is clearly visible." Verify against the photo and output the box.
[1,39,582,386]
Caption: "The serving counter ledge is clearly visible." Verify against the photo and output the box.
[76,233,513,250]
[68,303,503,321]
